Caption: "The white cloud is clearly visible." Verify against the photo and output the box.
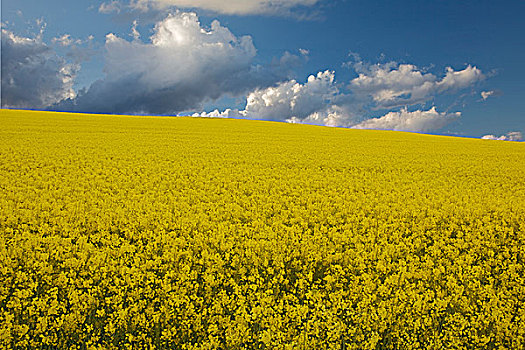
[198,78,461,131]
[480,90,502,101]
[99,1,123,14]
[52,34,83,47]
[436,65,484,91]
[242,71,338,119]
[196,71,360,126]
[352,107,460,132]
[481,90,495,100]
[350,63,436,107]
[1,29,78,109]
[192,109,232,118]
[197,62,480,130]
[58,11,297,114]
[299,48,310,56]
[131,20,140,40]
[125,0,322,15]
[481,131,522,141]
[349,62,484,109]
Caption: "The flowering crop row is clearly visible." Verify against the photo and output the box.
[0,109,524,349]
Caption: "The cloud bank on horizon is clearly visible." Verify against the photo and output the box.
[0,2,522,140]
[193,63,483,132]
[481,131,523,141]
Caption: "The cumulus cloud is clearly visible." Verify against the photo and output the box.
[130,20,140,40]
[480,90,502,101]
[99,1,123,14]
[437,66,484,91]
[197,61,484,130]
[57,12,297,114]
[194,71,360,127]
[101,0,323,16]
[481,131,522,141]
[481,90,495,100]
[51,33,95,48]
[299,48,310,57]
[352,107,461,132]
[197,78,460,131]
[241,71,339,119]
[1,29,78,109]
[349,61,484,109]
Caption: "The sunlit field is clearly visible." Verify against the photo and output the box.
[1,109,524,349]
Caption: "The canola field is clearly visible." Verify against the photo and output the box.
[0,109,524,349]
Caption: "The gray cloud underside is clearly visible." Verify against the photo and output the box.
[1,29,77,109]
[56,12,299,115]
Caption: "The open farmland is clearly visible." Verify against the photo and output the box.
[0,109,524,349]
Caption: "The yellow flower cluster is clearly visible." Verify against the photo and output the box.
[0,109,524,349]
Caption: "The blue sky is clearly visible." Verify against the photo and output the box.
[1,0,524,139]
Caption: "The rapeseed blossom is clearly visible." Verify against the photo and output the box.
[0,109,524,349]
